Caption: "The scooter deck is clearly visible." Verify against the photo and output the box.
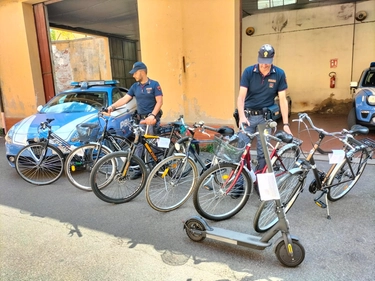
[205,226,272,250]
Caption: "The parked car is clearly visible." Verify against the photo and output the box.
[5,80,136,167]
[348,62,375,128]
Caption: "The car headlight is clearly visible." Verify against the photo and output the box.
[367,96,375,105]
[4,127,14,144]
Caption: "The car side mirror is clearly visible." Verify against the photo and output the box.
[37,105,43,112]
[350,82,358,96]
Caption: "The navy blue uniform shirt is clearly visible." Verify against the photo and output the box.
[128,79,163,115]
[240,64,287,110]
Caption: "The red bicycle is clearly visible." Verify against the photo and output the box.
[192,120,301,221]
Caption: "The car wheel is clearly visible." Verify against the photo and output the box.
[347,107,357,129]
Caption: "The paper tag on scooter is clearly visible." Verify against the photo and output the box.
[328,150,345,164]
[257,172,280,201]
[157,137,171,148]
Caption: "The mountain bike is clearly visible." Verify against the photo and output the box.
[144,121,235,212]
[253,112,373,233]
[192,120,302,221]
[89,116,185,204]
[65,110,182,191]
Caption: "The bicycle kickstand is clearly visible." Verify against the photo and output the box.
[314,190,331,220]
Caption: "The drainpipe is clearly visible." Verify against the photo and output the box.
[0,86,6,134]
[350,3,357,83]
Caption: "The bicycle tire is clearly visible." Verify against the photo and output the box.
[271,143,300,177]
[145,154,198,212]
[253,170,305,233]
[90,151,147,204]
[15,143,64,185]
[193,162,252,221]
[327,149,368,201]
[65,143,112,191]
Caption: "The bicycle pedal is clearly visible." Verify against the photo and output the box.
[314,199,327,208]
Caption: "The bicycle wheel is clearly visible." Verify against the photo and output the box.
[327,149,368,201]
[90,151,147,204]
[253,170,305,233]
[272,143,300,177]
[15,143,64,185]
[145,154,198,212]
[193,162,252,221]
[65,143,112,191]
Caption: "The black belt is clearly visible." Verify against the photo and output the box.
[245,109,264,116]
[139,113,161,119]
[139,114,149,119]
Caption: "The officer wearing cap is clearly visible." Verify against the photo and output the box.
[108,61,163,126]
[237,44,291,170]
[108,61,163,178]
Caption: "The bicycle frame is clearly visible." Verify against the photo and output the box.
[220,135,297,196]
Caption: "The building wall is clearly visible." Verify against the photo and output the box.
[0,0,45,131]
[52,37,111,93]
[242,0,375,114]
[136,0,240,126]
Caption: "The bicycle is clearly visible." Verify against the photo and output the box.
[144,121,235,212]
[192,120,302,221]
[15,118,78,185]
[65,110,182,191]
[64,110,133,191]
[89,116,185,204]
[253,112,374,233]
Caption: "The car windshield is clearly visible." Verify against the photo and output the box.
[40,92,107,113]
[363,71,375,87]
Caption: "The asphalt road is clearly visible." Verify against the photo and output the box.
[1,139,374,281]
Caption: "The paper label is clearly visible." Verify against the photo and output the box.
[157,137,171,148]
[328,150,345,164]
[257,172,280,201]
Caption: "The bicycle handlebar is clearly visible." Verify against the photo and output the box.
[295,113,343,137]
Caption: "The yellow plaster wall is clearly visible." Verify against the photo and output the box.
[137,0,240,126]
[0,0,45,125]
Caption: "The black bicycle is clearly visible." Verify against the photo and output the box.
[89,116,185,204]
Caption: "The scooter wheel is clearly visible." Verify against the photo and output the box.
[275,239,305,267]
[185,218,206,242]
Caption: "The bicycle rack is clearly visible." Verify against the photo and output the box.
[183,122,305,267]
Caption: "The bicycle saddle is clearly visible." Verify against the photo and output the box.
[217,126,234,137]
[274,130,293,144]
[349,124,369,135]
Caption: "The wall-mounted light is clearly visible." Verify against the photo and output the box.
[245,27,255,36]
[355,11,367,21]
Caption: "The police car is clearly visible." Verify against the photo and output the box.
[348,62,375,128]
[5,80,136,167]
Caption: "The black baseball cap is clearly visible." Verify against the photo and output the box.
[258,44,275,64]
[129,62,147,74]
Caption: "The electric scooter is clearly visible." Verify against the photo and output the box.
[183,122,305,267]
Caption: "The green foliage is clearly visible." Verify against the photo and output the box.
[201,143,214,153]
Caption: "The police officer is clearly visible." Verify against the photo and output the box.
[237,44,292,170]
[108,61,163,179]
